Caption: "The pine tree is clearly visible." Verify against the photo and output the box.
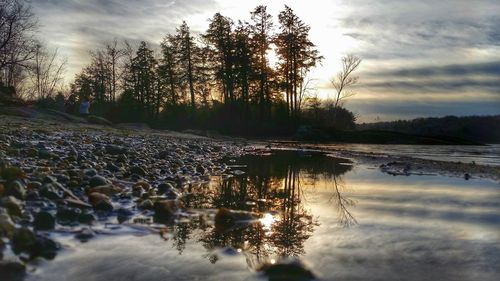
[130,41,157,118]
[158,35,179,106]
[275,6,322,118]
[174,21,199,108]
[250,5,274,116]
[204,13,235,103]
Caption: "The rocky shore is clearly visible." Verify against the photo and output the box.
[0,116,246,279]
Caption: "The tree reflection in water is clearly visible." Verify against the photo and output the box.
[166,150,355,268]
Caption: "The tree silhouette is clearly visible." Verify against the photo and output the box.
[275,5,322,118]
[330,54,361,122]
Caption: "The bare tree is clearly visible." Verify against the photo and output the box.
[28,44,66,99]
[105,40,126,102]
[330,54,361,120]
[297,69,317,113]
[0,0,38,85]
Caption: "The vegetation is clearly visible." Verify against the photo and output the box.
[358,115,500,144]
[0,1,359,136]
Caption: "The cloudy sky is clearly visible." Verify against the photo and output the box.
[30,0,500,122]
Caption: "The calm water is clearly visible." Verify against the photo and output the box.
[306,143,500,166]
[27,151,500,281]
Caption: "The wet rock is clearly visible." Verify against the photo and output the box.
[11,228,36,254]
[78,212,96,225]
[26,147,38,157]
[57,206,82,223]
[25,190,40,201]
[106,162,121,172]
[196,165,206,174]
[0,208,15,238]
[138,199,154,210]
[156,182,175,194]
[0,183,4,196]
[130,166,146,176]
[42,175,58,184]
[27,181,42,190]
[154,200,181,221]
[116,208,134,223]
[89,175,109,187]
[12,228,60,260]
[134,181,150,191]
[87,184,122,196]
[214,208,258,232]
[75,227,95,242]
[259,258,316,281]
[0,196,23,217]
[132,184,144,197]
[34,211,55,230]
[0,166,25,182]
[0,259,26,280]
[55,174,70,184]
[116,154,128,163]
[105,144,127,155]
[37,148,52,159]
[88,192,113,211]
[5,180,27,200]
[40,183,63,200]
[83,168,98,177]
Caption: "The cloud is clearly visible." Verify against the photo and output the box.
[347,99,500,122]
[27,0,500,119]
[30,0,220,79]
[373,61,500,78]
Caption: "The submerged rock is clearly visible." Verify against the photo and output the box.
[12,228,60,260]
[0,259,26,281]
[259,258,316,281]
[154,200,182,221]
[34,211,55,230]
[75,227,95,242]
[214,208,258,232]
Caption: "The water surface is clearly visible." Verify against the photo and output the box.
[27,151,500,281]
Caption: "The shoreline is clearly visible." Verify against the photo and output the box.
[245,141,500,184]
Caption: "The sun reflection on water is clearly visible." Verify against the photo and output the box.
[260,213,278,231]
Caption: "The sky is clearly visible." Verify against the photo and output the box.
[29,0,500,122]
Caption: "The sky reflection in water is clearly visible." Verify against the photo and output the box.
[27,151,500,281]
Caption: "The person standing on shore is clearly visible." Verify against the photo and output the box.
[79,97,91,117]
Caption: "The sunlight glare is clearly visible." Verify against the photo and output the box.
[260,213,277,230]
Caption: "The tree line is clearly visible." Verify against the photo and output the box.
[1,0,361,135]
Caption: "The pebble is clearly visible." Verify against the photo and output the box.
[130,166,146,176]
[0,196,23,217]
[105,144,127,155]
[89,175,109,187]
[88,192,113,211]
[5,181,26,200]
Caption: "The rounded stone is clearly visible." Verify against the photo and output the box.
[34,211,55,230]
[89,175,109,187]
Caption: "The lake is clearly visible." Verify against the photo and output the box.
[26,150,500,281]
